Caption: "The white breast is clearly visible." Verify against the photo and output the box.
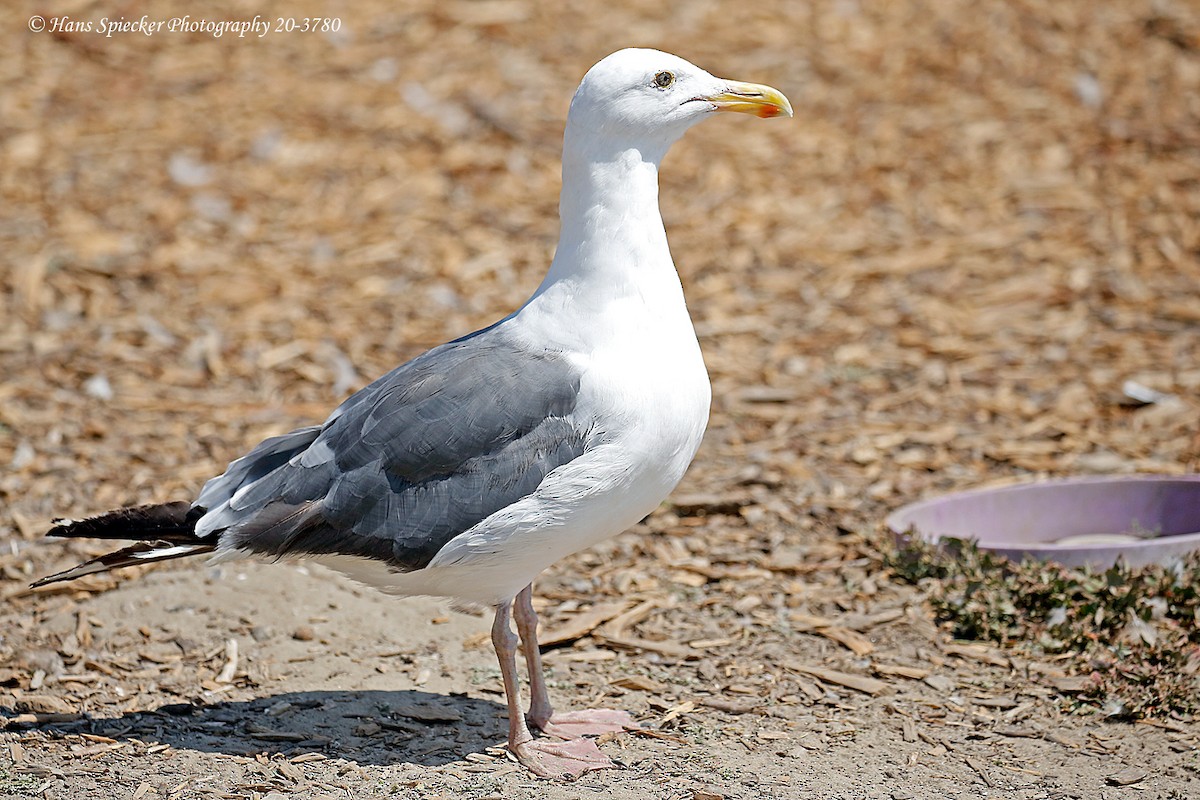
[416,303,709,603]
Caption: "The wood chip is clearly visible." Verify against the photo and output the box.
[1,712,83,728]
[598,599,663,639]
[660,700,696,724]
[538,601,631,647]
[789,665,889,696]
[698,698,760,715]
[974,696,1018,709]
[918,729,953,751]
[964,756,997,788]
[543,649,617,664]
[1047,676,1091,694]
[353,720,382,737]
[994,726,1042,739]
[75,743,126,762]
[388,702,462,723]
[814,626,875,655]
[1047,731,1081,749]
[793,678,824,701]
[923,674,956,693]
[1106,768,1148,786]
[788,612,836,631]
[80,733,117,744]
[610,675,665,692]
[943,643,1009,668]
[874,663,930,680]
[244,723,309,742]
[16,695,73,714]
[630,728,688,743]
[688,637,736,649]
[669,570,709,588]
[290,753,327,763]
[838,608,907,631]
[215,638,238,684]
[595,634,697,660]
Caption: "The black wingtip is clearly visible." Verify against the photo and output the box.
[30,540,216,589]
[34,502,212,588]
[45,502,206,542]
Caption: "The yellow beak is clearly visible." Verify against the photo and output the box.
[703,80,793,119]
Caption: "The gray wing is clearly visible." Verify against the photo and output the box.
[196,426,323,511]
[195,326,588,571]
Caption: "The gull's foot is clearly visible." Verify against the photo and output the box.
[536,709,637,739]
[512,736,621,779]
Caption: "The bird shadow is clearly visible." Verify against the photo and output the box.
[12,690,510,767]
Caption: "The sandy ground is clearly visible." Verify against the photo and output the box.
[5,561,1198,800]
[3,0,1199,798]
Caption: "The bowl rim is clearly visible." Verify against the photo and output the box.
[886,474,1200,557]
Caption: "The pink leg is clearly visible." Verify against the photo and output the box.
[492,599,619,779]
[513,584,637,739]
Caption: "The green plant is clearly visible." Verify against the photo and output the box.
[888,536,1200,718]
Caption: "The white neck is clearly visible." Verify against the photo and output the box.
[531,128,677,300]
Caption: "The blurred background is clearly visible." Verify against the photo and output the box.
[3,0,1195,542]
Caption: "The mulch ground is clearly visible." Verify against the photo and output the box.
[2,0,1198,797]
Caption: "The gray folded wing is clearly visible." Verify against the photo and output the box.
[195,327,588,571]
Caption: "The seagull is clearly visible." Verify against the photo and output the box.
[33,48,791,778]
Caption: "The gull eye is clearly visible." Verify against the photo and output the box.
[653,71,675,89]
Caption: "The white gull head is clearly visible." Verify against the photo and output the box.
[564,48,792,164]
[535,49,791,299]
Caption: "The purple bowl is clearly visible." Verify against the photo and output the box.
[886,475,1200,569]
